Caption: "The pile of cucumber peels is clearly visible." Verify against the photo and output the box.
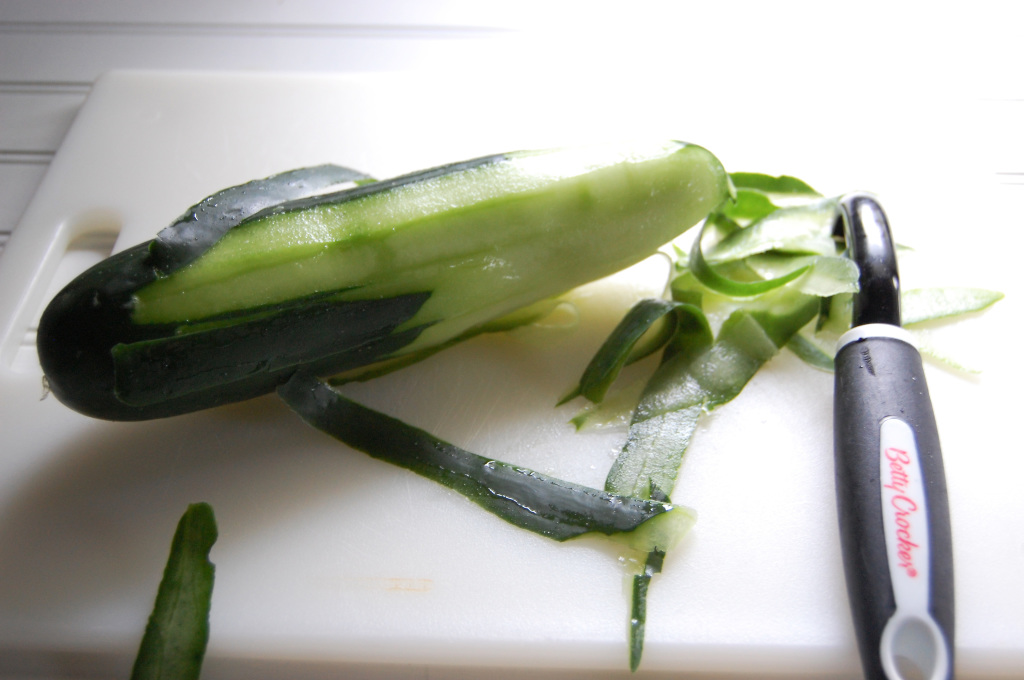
[561,173,1001,669]
[36,146,999,677]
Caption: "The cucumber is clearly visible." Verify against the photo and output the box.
[37,141,729,421]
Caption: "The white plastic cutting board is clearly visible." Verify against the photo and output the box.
[0,71,1021,679]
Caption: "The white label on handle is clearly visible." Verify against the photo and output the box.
[878,417,949,680]
[880,417,930,596]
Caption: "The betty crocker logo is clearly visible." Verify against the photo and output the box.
[883,446,920,578]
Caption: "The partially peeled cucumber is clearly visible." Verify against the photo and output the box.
[37,142,729,420]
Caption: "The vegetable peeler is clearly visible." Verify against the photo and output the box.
[832,193,955,680]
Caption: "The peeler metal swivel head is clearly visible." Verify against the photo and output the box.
[832,193,955,680]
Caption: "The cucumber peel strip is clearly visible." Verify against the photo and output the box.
[130,503,217,680]
[728,172,819,196]
[902,287,1004,325]
[278,371,693,551]
[605,292,819,501]
[716,189,779,223]
[786,332,837,371]
[688,219,813,298]
[705,200,839,263]
[558,298,710,406]
[629,547,666,669]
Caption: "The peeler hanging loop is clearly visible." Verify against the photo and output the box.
[834,192,901,327]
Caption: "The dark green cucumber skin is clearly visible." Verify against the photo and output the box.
[278,371,671,541]
[112,289,431,410]
[36,242,431,420]
[38,243,171,420]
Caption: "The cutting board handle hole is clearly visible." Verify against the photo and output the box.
[7,209,122,373]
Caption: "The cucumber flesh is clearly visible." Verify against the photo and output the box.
[133,142,727,358]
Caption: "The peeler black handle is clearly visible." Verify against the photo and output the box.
[833,194,955,680]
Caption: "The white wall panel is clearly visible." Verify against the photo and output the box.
[0,29,511,83]
[0,0,537,28]
[0,90,87,152]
